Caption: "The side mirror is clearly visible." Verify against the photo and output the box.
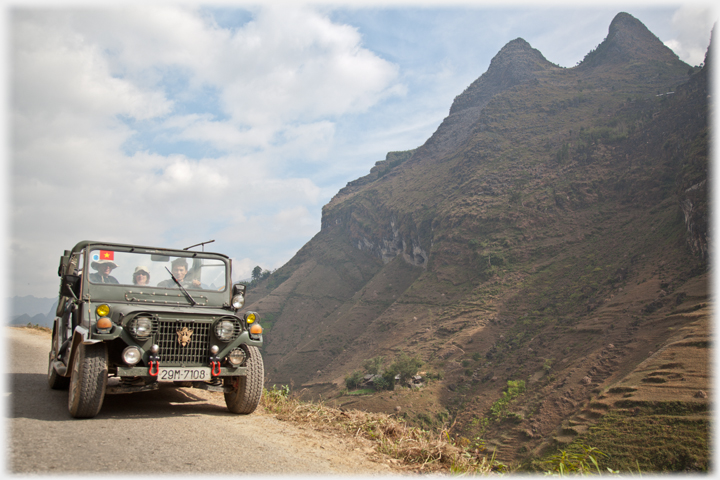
[60,274,81,300]
[58,251,71,277]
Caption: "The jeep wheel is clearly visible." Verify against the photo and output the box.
[68,343,108,418]
[47,348,70,390]
[224,346,264,414]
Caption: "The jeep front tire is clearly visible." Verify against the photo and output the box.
[224,346,264,414]
[68,343,108,418]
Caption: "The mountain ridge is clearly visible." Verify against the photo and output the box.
[245,12,709,471]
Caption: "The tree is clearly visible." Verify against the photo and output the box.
[363,356,385,375]
[387,352,423,384]
[344,370,364,390]
[251,266,262,281]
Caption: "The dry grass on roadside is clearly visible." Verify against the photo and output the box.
[261,387,507,474]
[15,325,51,334]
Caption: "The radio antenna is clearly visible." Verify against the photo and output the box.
[183,239,215,251]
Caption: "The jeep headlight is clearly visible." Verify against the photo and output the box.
[215,319,236,341]
[227,348,247,366]
[122,346,142,366]
[231,294,245,309]
[96,304,111,317]
[214,317,240,342]
[130,316,154,339]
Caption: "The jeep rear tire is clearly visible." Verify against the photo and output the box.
[68,343,108,418]
[224,346,264,414]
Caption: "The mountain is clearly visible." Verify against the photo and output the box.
[7,296,57,327]
[244,13,710,471]
[10,312,53,328]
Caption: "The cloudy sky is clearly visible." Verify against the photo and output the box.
[3,1,716,299]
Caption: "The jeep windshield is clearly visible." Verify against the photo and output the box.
[86,249,228,292]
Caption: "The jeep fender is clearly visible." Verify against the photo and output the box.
[65,326,102,376]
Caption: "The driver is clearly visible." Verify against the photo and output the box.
[89,259,119,284]
[157,258,200,288]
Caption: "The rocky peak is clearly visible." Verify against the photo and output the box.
[406,38,555,167]
[580,12,684,68]
[450,38,553,115]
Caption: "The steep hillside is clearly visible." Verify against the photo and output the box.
[244,12,710,471]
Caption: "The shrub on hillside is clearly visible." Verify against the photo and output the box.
[387,352,423,384]
[363,356,385,375]
[344,370,364,390]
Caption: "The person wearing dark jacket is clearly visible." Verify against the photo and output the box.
[89,259,119,284]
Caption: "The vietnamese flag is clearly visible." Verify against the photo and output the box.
[100,250,114,261]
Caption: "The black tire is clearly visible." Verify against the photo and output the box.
[47,348,70,390]
[68,343,108,418]
[224,346,264,414]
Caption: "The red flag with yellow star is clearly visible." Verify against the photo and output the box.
[99,250,114,261]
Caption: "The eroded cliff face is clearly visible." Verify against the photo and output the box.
[244,12,709,466]
[320,38,562,274]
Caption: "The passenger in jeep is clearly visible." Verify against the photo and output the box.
[157,258,200,288]
[89,259,119,284]
[132,266,150,286]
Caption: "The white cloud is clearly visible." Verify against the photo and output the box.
[664,6,716,66]
[231,257,259,283]
[9,5,404,297]
[54,5,403,145]
[12,11,172,120]
[216,7,402,129]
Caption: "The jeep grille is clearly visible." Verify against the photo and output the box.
[157,320,210,366]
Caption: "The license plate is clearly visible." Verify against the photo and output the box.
[158,367,211,382]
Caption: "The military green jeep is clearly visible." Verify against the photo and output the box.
[48,240,264,418]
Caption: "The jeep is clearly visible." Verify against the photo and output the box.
[48,240,264,418]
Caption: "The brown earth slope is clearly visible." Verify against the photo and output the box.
[244,12,710,471]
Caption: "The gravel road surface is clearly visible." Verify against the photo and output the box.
[5,327,395,476]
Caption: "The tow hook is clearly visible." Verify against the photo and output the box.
[148,344,160,377]
[210,345,221,377]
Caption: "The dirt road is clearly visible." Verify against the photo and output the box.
[5,327,395,475]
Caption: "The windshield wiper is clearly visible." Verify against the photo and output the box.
[165,267,197,306]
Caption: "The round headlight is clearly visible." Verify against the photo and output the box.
[96,304,110,317]
[231,294,245,309]
[245,312,256,324]
[215,320,235,341]
[227,348,247,366]
[122,346,142,365]
[131,316,154,339]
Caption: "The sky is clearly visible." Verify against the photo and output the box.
[3,1,717,299]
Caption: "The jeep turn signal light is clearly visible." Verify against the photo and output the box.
[249,323,263,335]
[96,304,111,317]
[97,317,112,330]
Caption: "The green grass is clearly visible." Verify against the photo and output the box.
[345,388,376,396]
[546,408,709,472]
